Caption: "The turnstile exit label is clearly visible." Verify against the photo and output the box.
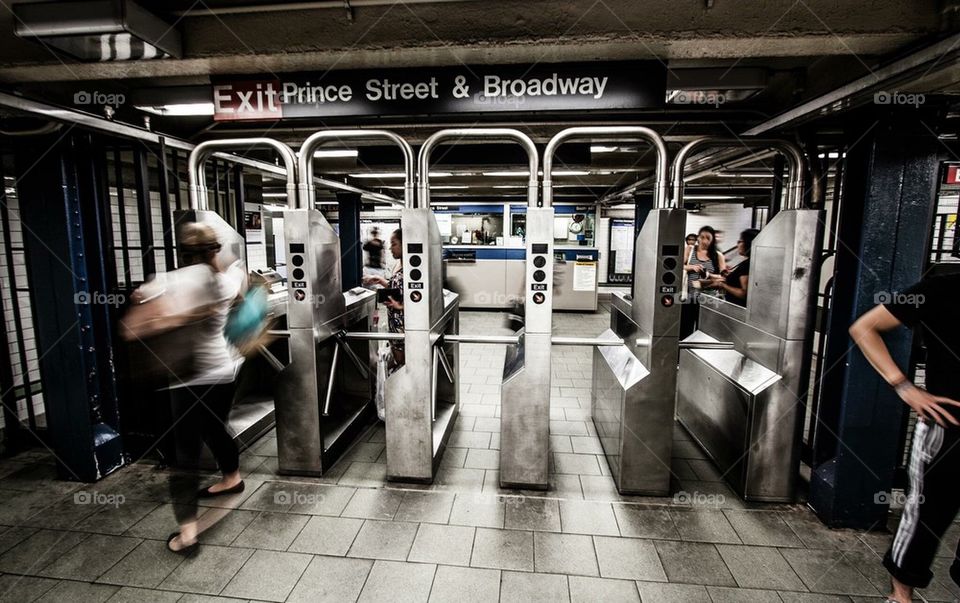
[292,281,306,289]
[408,282,424,290]
[531,284,547,291]
[660,285,677,294]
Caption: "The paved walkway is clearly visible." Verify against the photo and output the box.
[0,309,955,602]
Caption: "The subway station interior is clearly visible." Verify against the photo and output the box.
[0,1,959,602]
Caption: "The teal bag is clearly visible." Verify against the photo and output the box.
[224,286,268,346]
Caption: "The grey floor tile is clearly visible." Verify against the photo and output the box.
[449,431,492,449]
[347,519,419,561]
[670,509,742,544]
[549,421,589,436]
[449,494,505,528]
[358,559,436,603]
[464,449,500,470]
[286,484,357,516]
[778,593,853,602]
[724,510,805,547]
[431,467,486,493]
[196,508,259,546]
[408,523,475,566]
[471,527,534,571]
[534,532,599,576]
[636,581,712,603]
[559,500,619,536]
[779,512,864,550]
[96,539,184,588]
[221,549,311,602]
[338,462,389,488]
[289,515,364,556]
[579,475,621,502]
[287,555,373,603]
[430,565,499,602]
[231,511,309,551]
[500,571,570,603]
[158,544,254,594]
[124,503,199,540]
[687,459,724,482]
[73,501,159,536]
[594,536,666,581]
[0,574,60,602]
[654,540,735,586]
[473,418,501,432]
[0,528,89,575]
[343,442,386,464]
[0,525,37,555]
[238,482,295,513]
[504,497,561,532]
[570,437,603,455]
[717,544,806,591]
[569,576,640,602]
[105,586,182,602]
[552,474,585,500]
[440,448,468,469]
[21,499,99,530]
[553,453,602,475]
[549,435,574,454]
[780,548,880,596]
[38,534,141,581]
[395,491,455,524]
[342,488,404,520]
[35,581,119,602]
[613,503,679,539]
[707,585,784,602]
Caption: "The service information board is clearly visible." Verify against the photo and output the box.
[212,61,665,121]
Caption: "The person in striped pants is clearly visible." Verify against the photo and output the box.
[849,273,960,603]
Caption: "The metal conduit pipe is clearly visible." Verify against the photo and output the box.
[671,138,808,210]
[544,126,669,209]
[174,0,479,16]
[418,128,538,207]
[188,138,298,210]
[298,129,415,209]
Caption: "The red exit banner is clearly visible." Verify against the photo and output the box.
[946,165,960,184]
[213,80,284,121]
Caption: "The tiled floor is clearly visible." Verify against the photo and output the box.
[0,308,956,602]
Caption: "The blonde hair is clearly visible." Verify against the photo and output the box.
[179,222,221,266]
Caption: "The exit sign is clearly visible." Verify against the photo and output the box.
[946,165,960,184]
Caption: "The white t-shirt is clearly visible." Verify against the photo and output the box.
[168,261,247,389]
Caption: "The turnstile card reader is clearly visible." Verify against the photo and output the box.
[592,208,685,495]
[500,206,554,489]
[384,207,460,482]
[275,208,376,476]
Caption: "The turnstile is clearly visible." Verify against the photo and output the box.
[673,138,822,502]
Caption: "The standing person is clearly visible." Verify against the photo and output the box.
[165,223,246,555]
[849,271,960,603]
[708,228,759,307]
[680,225,726,337]
[363,227,385,277]
[362,229,405,366]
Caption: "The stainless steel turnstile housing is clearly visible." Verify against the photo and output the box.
[676,208,823,501]
[592,208,685,495]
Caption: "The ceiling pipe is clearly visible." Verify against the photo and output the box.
[175,0,479,16]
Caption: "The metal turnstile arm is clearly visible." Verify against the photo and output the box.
[678,341,736,350]
[437,347,455,384]
[551,336,624,346]
[322,342,341,417]
[335,333,371,380]
[257,345,286,372]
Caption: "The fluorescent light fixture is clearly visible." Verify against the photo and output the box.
[314,149,359,158]
[136,102,215,116]
[482,170,529,177]
[384,185,468,190]
[492,185,524,189]
[684,195,740,200]
[553,170,590,176]
[262,192,288,198]
[352,171,451,178]
[817,152,842,159]
[262,203,289,211]
[714,172,775,178]
[591,145,619,153]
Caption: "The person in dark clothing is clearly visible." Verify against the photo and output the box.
[680,225,726,337]
[849,272,960,603]
[363,227,385,270]
[708,228,759,306]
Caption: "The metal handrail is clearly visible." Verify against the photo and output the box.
[418,128,539,207]
[544,126,669,209]
[298,129,415,209]
[670,138,808,210]
[188,138,298,210]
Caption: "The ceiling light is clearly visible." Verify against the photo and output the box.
[314,149,359,158]
[352,171,451,178]
[136,102,215,116]
[591,145,620,153]
[384,185,468,190]
[13,0,182,61]
[482,170,529,177]
[262,193,288,198]
[684,195,741,200]
[553,170,590,176]
[714,172,775,178]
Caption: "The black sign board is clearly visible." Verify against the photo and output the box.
[212,61,666,121]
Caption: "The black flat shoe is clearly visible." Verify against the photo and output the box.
[167,532,199,557]
[196,481,245,499]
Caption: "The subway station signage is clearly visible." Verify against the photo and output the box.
[211,61,665,121]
